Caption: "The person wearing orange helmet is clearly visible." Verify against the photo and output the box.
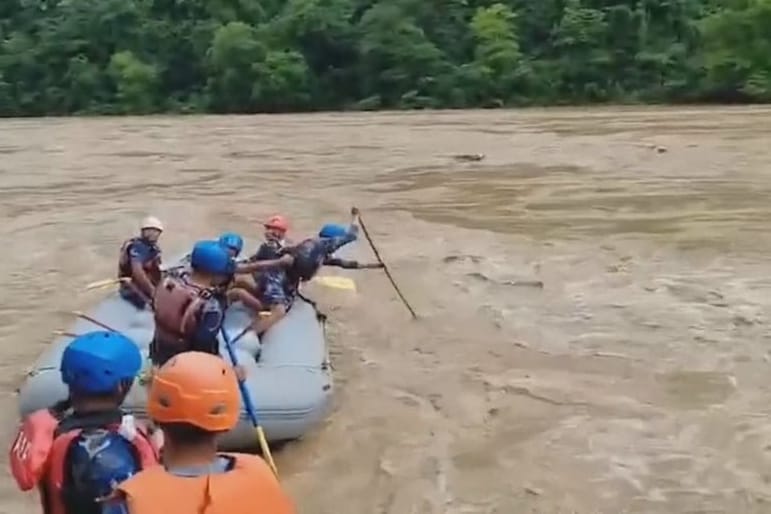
[230,214,294,313]
[102,352,295,514]
[262,214,290,249]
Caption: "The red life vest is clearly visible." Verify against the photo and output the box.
[152,277,213,349]
[9,409,160,514]
[118,238,162,284]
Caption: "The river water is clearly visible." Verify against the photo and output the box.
[2,107,771,513]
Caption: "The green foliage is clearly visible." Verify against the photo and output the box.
[0,0,768,115]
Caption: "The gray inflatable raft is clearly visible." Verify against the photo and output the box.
[16,255,334,450]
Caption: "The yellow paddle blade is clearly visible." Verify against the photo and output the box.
[256,426,279,478]
[313,275,357,291]
[84,277,127,291]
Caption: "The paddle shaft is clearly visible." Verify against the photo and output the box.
[220,326,279,477]
[72,312,120,333]
[357,214,418,319]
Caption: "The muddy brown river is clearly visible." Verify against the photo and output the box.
[2,107,771,513]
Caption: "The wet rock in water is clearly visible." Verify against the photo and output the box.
[465,271,544,289]
[452,153,485,162]
[443,254,483,264]
[500,279,544,288]
[524,486,543,496]
[467,271,492,282]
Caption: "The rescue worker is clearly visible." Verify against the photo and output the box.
[235,215,292,296]
[216,232,264,313]
[9,331,160,514]
[150,240,238,371]
[247,208,383,335]
[254,214,291,260]
[102,351,296,514]
[217,231,244,259]
[118,216,164,310]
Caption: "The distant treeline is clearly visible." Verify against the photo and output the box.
[0,0,768,116]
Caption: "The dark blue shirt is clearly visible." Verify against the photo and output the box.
[170,273,225,354]
[60,416,143,514]
[127,238,160,266]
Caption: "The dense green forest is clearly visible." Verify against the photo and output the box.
[0,0,769,116]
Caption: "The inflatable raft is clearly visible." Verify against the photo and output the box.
[16,253,334,450]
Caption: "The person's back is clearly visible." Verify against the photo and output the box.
[150,240,231,367]
[104,352,295,514]
[111,453,288,514]
[9,332,159,514]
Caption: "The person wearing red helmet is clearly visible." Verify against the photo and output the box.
[262,215,290,250]
[230,214,293,298]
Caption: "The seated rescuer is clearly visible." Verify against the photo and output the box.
[9,331,160,514]
[102,351,296,514]
[248,208,383,335]
[216,232,263,312]
[118,216,164,310]
[233,214,293,294]
[150,240,244,380]
[257,214,291,258]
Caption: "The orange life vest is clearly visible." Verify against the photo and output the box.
[117,453,296,514]
[118,238,162,284]
[9,409,160,514]
[152,277,213,348]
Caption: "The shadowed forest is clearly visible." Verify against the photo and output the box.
[0,0,768,116]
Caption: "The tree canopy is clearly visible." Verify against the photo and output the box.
[0,0,769,116]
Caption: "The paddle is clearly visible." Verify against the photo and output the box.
[84,277,129,291]
[314,275,356,291]
[53,330,78,338]
[71,311,120,333]
[355,208,418,319]
[85,273,353,292]
[220,326,279,478]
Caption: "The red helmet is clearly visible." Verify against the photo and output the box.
[264,215,289,232]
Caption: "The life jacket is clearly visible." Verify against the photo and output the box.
[287,238,326,282]
[118,238,162,284]
[117,454,296,514]
[252,239,285,262]
[9,409,159,514]
[152,277,213,350]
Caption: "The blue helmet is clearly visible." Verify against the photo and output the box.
[191,240,234,275]
[318,223,348,239]
[60,331,142,395]
[218,232,244,257]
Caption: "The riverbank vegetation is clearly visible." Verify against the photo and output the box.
[0,0,768,115]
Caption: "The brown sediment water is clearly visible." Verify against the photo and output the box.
[2,106,771,512]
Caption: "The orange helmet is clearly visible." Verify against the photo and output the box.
[147,352,240,432]
[264,215,289,233]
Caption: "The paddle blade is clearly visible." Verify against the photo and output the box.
[256,426,279,478]
[84,278,118,290]
[84,277,128,291]
[313,275,356,291]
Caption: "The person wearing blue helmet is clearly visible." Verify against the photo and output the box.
[151,240,243,378]
[218,231,244,259]
[215,232,264,313]
[239,208,382,335]
[9,331,160,514]
[151,241,229,362]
